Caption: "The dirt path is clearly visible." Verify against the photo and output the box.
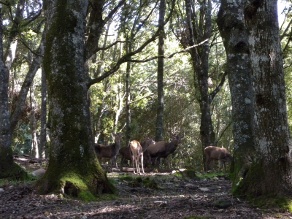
[0,169,291,219]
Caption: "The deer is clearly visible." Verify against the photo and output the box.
[119,137,155,171]
[204,146,233,172]
[129,140,145,174]
[119,146,132,169]
[94,132,123,171]
[146,134,183,168]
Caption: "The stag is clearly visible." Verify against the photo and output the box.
[146,134,182,167]
[129,140,145,174]
[204,146,232,171]
[94,133,123,171]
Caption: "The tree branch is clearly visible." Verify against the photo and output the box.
[209,71,228,103]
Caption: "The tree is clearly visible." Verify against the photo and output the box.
[217,0,256,190]
[0,4,26,179]
[0,0,44,178]
[218,0,292,197]
[36,0,114,197]
[172,0,227,170]
[156,0,166,141]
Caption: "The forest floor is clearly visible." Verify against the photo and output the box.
[0,158,292,219]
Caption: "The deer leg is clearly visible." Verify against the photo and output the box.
[205,157,210,171]
[136,157,140,174]
[140,153,145,174]
[132,154,136,174]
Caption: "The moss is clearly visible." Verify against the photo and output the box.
[78,190,96,202]
[174,169,198,179]
[36,161,115,199]
[118,175,159,189]
[248,195,292,213]
[195,172,228,180]
[232,160,264,196]
[143,177,159,189]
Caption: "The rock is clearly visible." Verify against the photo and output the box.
[0,188,4,192]
[198,187,210,192]
[214,199,233,209]
[32,168,46,178]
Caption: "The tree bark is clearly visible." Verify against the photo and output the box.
[184,0,216,170]
[218,0,292,196]
[40,66,47,158]
[156,0,166,141]
[217,0,255,190]
[37,0,114,198]
[0,4,26,179]
[241,0,292,196]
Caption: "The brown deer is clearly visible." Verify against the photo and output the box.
[146,134,183,167]
[204,146,233,171]
[119,137,154,170]
[94,133,123,171]
[129,140,145,174]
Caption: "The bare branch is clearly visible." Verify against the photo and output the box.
[130,38,209,62]
[209,71,228,103]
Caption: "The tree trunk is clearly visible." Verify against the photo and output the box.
[156,0,166,141]
[0,5,26,179]
[29,83,39,158]
[40,66,47,158]
[241,0,292,196]
[184,0,215,170]
[217,0,256,189]
[125,60,131,143]
[37,0,114,198]
[218,0,292,196]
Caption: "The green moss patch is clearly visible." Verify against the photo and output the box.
[249,195,292,213]
[59,172,96,201]
[118,175,159,189]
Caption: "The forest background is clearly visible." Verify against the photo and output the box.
[0,0,292,198]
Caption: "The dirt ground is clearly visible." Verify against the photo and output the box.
[0,160,291,218]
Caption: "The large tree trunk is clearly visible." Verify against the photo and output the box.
[37,0,114,198]
[241,0,292,196]
[217,0,256,190]
[0,6,26,179]
[218,0,292,196]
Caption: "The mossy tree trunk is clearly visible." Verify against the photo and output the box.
[37,0,114,198]
[0,5,27,180]
[217,0,256,191]
[218,0,292,197]
[242,0,292,196]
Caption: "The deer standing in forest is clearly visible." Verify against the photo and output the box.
[146,134,183,167]
[129,140,145,174]
[119,137,154,170]
[94,133,123,171]
[204,146,232,171]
